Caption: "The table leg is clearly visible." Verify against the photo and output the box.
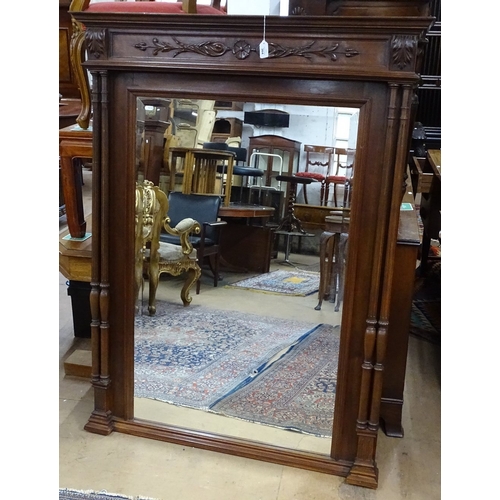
[315,231,335,310]
[59,138,93,239]
[60,153,86,239]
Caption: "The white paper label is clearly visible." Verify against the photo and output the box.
[259,40,269,59]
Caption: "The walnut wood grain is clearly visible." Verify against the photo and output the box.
[70,4,434,489]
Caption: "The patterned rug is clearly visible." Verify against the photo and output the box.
[211,324,340,437]
[59,490,157,500]
[227,269,320,296]
[134,301,322,410]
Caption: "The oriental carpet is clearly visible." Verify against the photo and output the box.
[226,269,320,296]
[134,301,322,410]
[59,489,157,500]
[210,324,340,437]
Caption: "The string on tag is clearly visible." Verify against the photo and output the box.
[259,15,269,59]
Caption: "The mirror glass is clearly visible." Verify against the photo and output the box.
[133,96,359,455]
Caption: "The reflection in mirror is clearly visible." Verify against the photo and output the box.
[134,97,358,456]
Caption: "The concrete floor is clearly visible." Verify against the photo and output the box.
[58,169,440,499]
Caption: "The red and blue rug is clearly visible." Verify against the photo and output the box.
[135,301,323,410]
[134,301,339,436]
[211,324,340,437]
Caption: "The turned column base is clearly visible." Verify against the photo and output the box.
[84,410,114,435]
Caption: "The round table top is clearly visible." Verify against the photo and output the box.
[219,203,275,218]
[276,175,318,184]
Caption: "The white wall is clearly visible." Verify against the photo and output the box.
[216,103,359,205]
[228,0,281,15]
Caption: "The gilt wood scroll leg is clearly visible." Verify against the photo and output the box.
[148,261,160,316]
[181,264,202,306]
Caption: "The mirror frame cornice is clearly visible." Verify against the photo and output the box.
[72,8,433,489]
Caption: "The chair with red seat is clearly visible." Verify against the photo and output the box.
[325,147,356,208]
[294,145,334,206]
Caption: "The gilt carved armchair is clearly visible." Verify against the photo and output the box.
[135,180,201,314]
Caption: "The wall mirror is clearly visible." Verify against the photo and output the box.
[134,95,359,457]
[72,7,433,488]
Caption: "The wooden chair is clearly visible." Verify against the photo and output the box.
[325,147,356,207]
[295,144,335,205]
[135,180,201,314]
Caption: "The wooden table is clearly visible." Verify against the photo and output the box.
[427,149,441,176]
[315,211,350,312]
[218,203,276,273]
[169,147,235,207]
[59,124,93,239]
[59,99,82,129]
[219,204,275,219]
[59,216,92,282]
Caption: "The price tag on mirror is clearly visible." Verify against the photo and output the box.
[259,40,269,59]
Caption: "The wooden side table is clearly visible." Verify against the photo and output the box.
[168,147,235,206]
[218,205,276,273]
[315,212,350,312]
[59,124,93,239]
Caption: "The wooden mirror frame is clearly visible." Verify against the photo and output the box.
[72,4,433,489]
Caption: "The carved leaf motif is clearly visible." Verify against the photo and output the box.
[391,35,416,70]
[135,38,230,58]
[133,38,359,63]
[85,30,106,59]
[171,38,230,58]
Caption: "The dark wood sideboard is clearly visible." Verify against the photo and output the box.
[380,199,421,437]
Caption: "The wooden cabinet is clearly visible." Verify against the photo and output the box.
[248,135,301,187]
[381,204,421,437]
[211,117,243,143]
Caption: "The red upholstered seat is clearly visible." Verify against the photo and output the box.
[86,2,225,15]
[326,175,346,183]
[295,171,326,181]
